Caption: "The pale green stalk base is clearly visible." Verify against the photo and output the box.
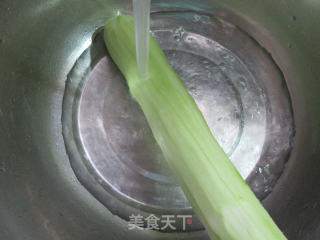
[104,15,287,240]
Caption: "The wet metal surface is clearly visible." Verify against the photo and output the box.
[62,12,293,231]
[1,0,320,239]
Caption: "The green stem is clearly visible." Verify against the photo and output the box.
[104,15,287,240]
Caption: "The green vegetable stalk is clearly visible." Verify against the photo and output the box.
[104,15,287,240]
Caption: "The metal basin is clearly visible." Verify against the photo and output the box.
[0,0,320,239]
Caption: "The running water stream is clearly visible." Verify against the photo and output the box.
[133,0,151,79]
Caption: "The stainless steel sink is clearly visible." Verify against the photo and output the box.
[0,0,320,239]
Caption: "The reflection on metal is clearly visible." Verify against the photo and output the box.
[62,12,293,232]
[3,0,320,238]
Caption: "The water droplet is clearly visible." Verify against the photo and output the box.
[189,86,197,92]
[264,165,271,175]
[313,202,318,209]
[174,35,181,42]
[290,16,297,21]
[218,62,226,71]
[193,14,201,22]
[173,26,185,42]
[0,162,6,173]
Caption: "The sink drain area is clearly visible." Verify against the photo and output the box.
[62,11,294,232]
